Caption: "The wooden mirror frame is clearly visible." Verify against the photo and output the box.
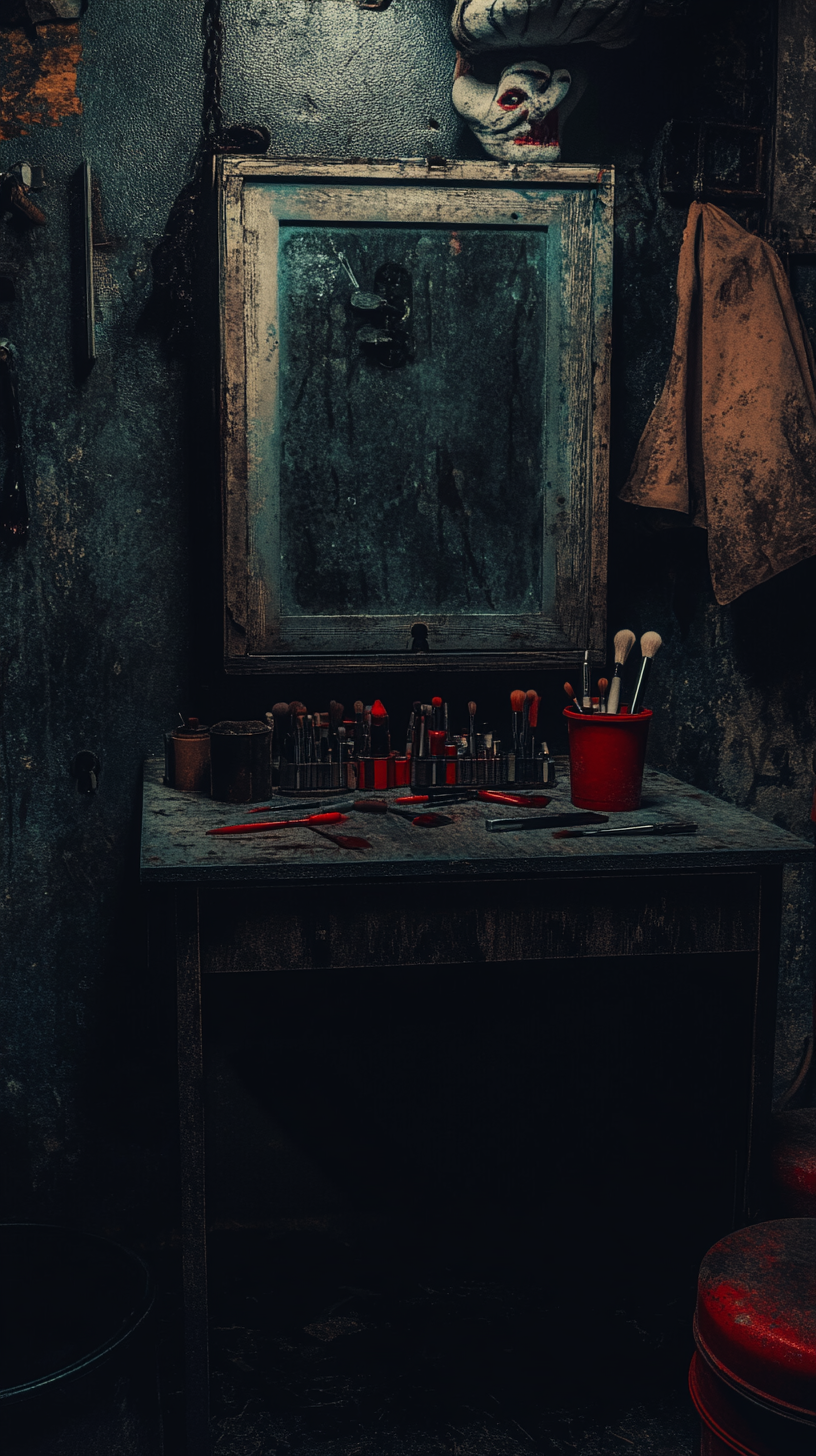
[217,158,613,674]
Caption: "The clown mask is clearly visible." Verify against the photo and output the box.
[452,60,572,162]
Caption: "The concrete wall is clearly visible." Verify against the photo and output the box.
[0,0,810,1240]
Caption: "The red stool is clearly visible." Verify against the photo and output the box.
[689,1218,816,1455]
[771,1110,816,1217]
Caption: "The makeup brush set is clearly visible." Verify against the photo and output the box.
[563,630,663,717]
[270,692,556,793]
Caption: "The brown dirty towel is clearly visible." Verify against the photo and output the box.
[620,202,816,605]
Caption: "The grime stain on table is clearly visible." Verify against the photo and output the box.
[140,760,812,885]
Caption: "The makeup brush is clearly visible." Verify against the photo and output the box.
[288,701,306,761]
[630,631,663,715]
[528,693,541,758]
[606,630,636,715]
[294,712,307,765]
[563,682,584,714]
[597,678,608,714]
[207,811,348,836]
[510,689,525,751]
[432,695,443,731]
[468,701,477,757]
[486,811,608,833]
[313,712,329,760]
[329,699,343,748]
[405,706,416,758]
[354,800,453,828]
[552,819,696,840]
[420,704,433,759]
[582,649,591,709]
[353,700,365,756]
[523,689,537,755]
[271,701,290,757]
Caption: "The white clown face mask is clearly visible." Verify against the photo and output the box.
[452,60,572,162]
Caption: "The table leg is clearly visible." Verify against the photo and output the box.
[176,886,210,1456]
[743,867,784,1222]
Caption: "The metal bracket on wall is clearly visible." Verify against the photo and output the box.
[81,160,95,366]
[661,119,767,204]
[0,162,47,228]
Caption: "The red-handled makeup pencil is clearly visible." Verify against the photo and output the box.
[510,689,525,751]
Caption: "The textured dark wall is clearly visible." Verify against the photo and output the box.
[0,0,811,1239]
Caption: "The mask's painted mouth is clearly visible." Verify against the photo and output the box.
[514,111,559,147]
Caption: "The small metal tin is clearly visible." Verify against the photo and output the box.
[168,725,211,792]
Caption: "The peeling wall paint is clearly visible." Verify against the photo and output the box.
[0,23,82,139]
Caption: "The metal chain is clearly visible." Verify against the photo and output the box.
[201,0,224,141]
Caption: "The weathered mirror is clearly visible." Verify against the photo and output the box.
[218,159,612,672]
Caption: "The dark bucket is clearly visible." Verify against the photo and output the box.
[210,719,272,802]
[0,1224,161,1456]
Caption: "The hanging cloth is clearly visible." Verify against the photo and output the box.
[619,202,816,606]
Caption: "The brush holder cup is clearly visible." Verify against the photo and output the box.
[277,760,346,794]
[410,756,556,789]
[564,708,652,812]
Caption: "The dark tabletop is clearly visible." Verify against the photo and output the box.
[140,759,812,885]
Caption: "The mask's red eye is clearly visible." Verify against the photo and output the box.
[497,88,528,111]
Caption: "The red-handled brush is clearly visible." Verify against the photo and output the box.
[207,811,347,836]
[478,791,551,808]
[563,682,584,714]
[354,800,452,827]
[510,689,525,751]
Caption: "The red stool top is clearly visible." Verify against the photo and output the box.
[694,1218,816,1418]
[771,1110,816,1217]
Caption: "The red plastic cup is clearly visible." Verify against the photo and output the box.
[564,707,652,812]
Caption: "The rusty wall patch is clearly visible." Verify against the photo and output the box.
[0,24,82,140]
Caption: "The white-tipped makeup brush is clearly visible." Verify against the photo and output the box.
[606,630,636,715]
[630,631,663,715]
